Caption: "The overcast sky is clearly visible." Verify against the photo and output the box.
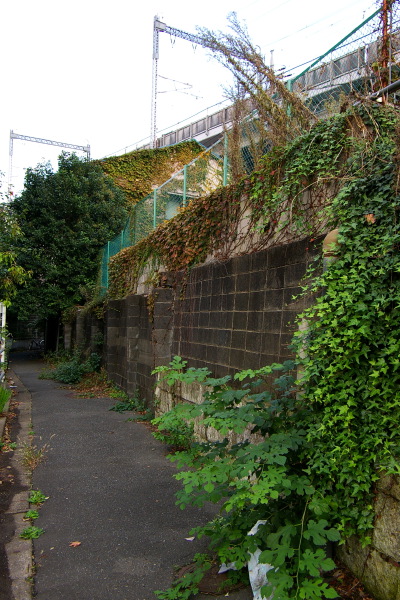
[1,0,378,195]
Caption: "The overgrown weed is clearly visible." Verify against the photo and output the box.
[40,349,101,384]
[75,369,129,399]
[20,439,50,470]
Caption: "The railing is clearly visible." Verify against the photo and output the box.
[288,8,400,114]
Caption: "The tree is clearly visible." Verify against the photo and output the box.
[10,153,128,322]
[0,180,29,305]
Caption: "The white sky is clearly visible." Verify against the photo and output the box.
[1,0,378,195]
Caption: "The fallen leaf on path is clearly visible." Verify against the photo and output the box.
[69,541,82,547]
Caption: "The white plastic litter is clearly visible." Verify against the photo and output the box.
[218,520,275,600]
[218,562,236,574]
[247,521,274,600]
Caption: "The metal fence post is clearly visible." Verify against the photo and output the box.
[183,165,187,207]
[286,79,293,117]
[223,133,228,186]
[132,210,137,246]
[105,241,110,291]
[153,189,157,229]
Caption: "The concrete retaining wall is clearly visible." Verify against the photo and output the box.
[71,234,400,597]
[101,236,319,409]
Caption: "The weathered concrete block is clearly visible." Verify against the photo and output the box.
[265,289,284,310]
[374,493,400,561]
[376,473,400,502]
[234,293,249,312]
[267,245,287,268]
[266,267,285,290]
[236,272,251,293]
[337,537,400,600]
[263,311,283,333]
[64,323,72,351]
[284,262,307,287]
[106,326,120,345]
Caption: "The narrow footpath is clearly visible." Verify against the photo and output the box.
[7,353,252,600]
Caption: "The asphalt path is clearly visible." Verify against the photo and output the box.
[9,354,253,600]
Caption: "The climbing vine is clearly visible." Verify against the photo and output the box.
[108,102,390,300]
[96,141,203,205]
[291,103,400,540]
[150,102,400,599]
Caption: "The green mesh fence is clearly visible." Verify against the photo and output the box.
[99,213,135,292]
[288,7,400,115]
[99,138,226,295]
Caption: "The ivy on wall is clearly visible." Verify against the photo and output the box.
[96,141,203,205]
[108,102,394,300]
[292,103,400,540]
[150,102,400,600]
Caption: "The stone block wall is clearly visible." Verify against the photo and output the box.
[170,238,313,380]
[337,474,400,600]
[101,236,320,408]
[64,310,104,358]
[70,233,400,597]
[106,295,153,401]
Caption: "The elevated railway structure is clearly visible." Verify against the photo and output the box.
[150,8,400,151]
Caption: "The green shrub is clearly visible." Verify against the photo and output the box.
[20,526,44,539]
[152,412,195,450]
[0,387,11,413]
[41,351,101,384]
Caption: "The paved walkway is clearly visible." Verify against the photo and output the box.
[7,354,252,600]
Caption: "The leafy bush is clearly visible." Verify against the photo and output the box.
[28,489,48,505]
[155,553,212,600]
[41,351,101,384]
[152,412,195,450]
[152,104,400,599]
[20,526,44,539]
[153,359,339,600]
[109,396,138,412]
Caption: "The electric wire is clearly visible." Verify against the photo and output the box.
[262,1,377,47]
[102,99,230,158]
[102,4,394,158]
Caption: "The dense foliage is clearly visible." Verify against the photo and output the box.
[0,202,29,305]
[96,141,203,205]
[10,153,128,320]
[108,104,367,299]
[151,103,400,600]
[153,359,340,600]
[292,104,400,539]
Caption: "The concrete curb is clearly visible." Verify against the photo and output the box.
[4,370,33,600]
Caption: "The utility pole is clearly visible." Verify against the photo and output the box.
[150,17,215,149]
[381,0,390,92]
[378,0,397,97]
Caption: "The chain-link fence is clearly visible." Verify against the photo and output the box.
[288,6,400,115]
[99,137,227,294]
